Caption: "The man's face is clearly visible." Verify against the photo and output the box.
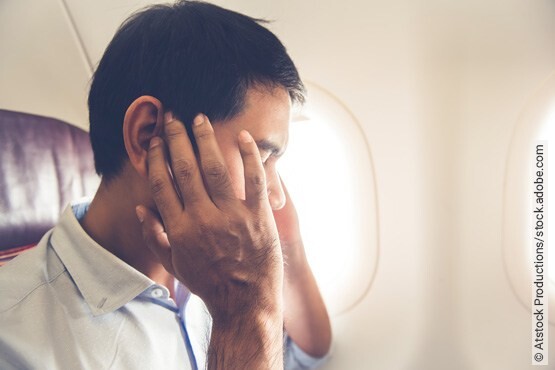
[212,86,291,210]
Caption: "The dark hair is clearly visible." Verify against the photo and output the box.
[88,0,305,179]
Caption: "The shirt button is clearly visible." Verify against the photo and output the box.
[151,288,164,298]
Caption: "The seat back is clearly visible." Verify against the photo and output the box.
[0,109,99,255]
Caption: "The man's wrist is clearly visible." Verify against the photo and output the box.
[211,298,283,331]
[209,302,284,370]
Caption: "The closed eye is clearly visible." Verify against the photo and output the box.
[261,153,272,165]
[255,139,285,158]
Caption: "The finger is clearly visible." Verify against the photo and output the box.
[277,174,289,198]
[163,113,210,206]
[276,174,292,208]
[147,137,182,223]
[272,174,288,215]
[237,130,270,209]
[192,114,235,205]
[136,205,175,276]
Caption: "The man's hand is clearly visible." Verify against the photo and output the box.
[272,178,333,359]
[136,113,284,369]
[272,178,305,265]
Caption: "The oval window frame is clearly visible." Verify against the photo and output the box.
[503,71,555,324]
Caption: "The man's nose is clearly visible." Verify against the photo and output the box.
[268,175,286,210]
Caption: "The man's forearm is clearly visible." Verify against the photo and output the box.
[283,245,332,358]
[208,308,284,370]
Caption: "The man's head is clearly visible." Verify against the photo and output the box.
[88,1,304,209]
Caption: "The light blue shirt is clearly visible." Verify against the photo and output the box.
[0,201,328,369]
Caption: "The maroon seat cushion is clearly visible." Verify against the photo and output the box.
[0,243,37,266]
[0,109,100,251]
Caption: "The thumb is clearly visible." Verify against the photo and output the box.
[135,205,175,276]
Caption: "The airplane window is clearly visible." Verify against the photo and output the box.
[503,72,555,323]
[278,83,379,315]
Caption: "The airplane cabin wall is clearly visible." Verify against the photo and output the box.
[1,0,555,369]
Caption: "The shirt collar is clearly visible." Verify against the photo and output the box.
[50,202,155,316]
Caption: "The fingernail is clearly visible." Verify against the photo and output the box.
[193,114,204,126]
[135,206,144,223]
[149,137,160,149]
[164,112,174,123]
[239,130,252,143]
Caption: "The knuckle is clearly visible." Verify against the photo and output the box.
[165,120,185,138]
[150,175,167,195]
[173,158,196,179]
[247,176,267,201]
[204,160,227,178]
[248,173,266,187]
[195,127,214,141]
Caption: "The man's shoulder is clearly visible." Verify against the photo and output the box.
[0,230,66,314]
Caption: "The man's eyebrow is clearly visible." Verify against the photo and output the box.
[255,139,284,157]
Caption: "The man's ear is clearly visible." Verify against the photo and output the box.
[122,96,165,178]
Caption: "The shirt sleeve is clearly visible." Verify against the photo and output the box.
[284,333,331,370]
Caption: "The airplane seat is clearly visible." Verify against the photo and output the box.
[0,109,99,265]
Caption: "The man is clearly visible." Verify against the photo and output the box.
[0,1,331,369]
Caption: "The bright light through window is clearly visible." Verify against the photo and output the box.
[278,83,378,315]
[280,117,356,283]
